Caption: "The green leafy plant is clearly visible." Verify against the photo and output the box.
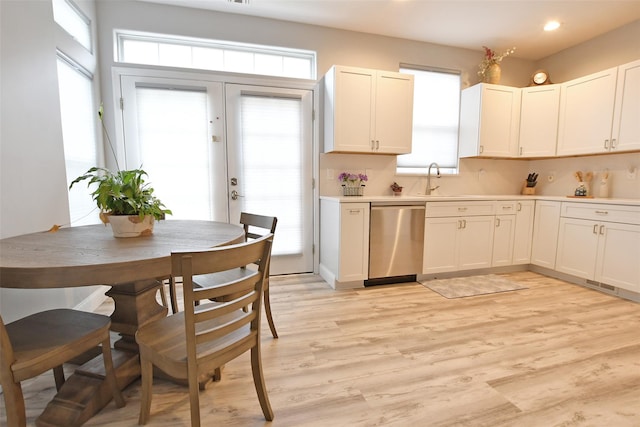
[68,104,171,223]
[70,167,171,221]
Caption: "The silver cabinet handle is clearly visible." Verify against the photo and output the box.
[371,140,375,150]
[595,210,608,215]
[599,225,605,235]
[496,218,501,227]
[376,140,380,150]
[458,207,467,212]
[479,145,484,154]
[516,202,522,212]
[604,139,609,150]
[593,224,599,234]
[348,209,361,214]
[611,138,617,149]
[462,219,467,229]
[519,146,523,156]
[502,205,513,210]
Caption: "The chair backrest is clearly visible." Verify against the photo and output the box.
[170,234,273,368]
[240,212,277,241]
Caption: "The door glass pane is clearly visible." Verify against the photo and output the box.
[238,94,303,256]
[134,86,212,219]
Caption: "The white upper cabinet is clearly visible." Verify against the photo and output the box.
[323,65,414,154]
[557,67,618,155]
[518,85,560,158]
[459,83,521,158]
[611,59,640,152]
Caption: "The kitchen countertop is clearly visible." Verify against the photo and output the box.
[319,194,640,206]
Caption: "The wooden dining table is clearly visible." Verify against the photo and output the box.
[0,219,245,426]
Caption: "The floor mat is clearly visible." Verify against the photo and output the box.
[420,274,528,299]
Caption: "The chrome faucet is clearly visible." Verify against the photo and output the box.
[426,162,441,195]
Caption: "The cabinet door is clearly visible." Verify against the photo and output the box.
[557,68,617,155]
[519,85,560,157]
[338,203,370,281]
[512,201,535,264]
[492,215,515,267]
[458,215,495,270]
[331,66,375,153]
[531,201,561,269]
[596,222,640,292]
[611,59,640,152]
[423,217,458,274]
[374,71,414,154]
[478,85,521,157]
[555,218,599,279]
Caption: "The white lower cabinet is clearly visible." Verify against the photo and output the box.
[319,200,370,287]
[492,213,516,267]
[531,200,561,269]
[555,203,640,293]
[512,200,535,264]
[423,201,495,274]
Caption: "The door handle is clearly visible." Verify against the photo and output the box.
[230,190,243,200]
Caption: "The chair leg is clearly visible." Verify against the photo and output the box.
[263,285,278,338]
[187,367,201,427]
[138,358,153,425]
[1,380,26,427]
[101,339,125,408]
[250,345,274,421]
[53,365,66,391]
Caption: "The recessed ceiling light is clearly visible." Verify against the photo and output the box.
[544,21,561,31]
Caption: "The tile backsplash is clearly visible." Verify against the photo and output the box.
[320,152,640,200]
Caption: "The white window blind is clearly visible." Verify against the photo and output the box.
[57,55,100,225]
[134,86,212,220]
[52,0,91,51]
[397,66,461,174]
[239,94,303,256]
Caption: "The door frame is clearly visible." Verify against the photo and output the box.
[111,66,320,274]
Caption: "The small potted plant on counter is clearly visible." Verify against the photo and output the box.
[338,172,367,196]
[390,182,403,196]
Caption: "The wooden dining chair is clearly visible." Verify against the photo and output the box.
[168,212,279,339]
[135,234,275,427]
[0,309,125,427]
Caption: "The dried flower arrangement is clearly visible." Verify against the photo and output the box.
[477,46,516,81]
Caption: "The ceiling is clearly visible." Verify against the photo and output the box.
[137,0,640,60]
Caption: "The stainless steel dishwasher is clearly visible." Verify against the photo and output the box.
[369,204,425,281]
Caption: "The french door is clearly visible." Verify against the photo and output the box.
[119,74,314,274]
[225,84,314,274]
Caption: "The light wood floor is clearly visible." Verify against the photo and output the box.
[4,271,640,426]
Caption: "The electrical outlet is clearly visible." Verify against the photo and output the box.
[547,171,556,183]
[327,168,335,180]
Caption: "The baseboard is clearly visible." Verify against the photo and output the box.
[74,286,110,312]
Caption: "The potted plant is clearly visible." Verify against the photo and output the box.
[338,172,368,196]
[70,167,171,237]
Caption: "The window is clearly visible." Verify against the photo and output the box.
[397,65,461,175]
[52,0,91,51]
[56,53,100,225]
[116,31,316,79]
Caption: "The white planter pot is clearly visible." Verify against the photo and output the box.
[107,215,155,238]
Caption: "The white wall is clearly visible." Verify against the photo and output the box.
[0,0,101,322]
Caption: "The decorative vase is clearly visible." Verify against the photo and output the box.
[106,215,155,237]
[484,63,501,84]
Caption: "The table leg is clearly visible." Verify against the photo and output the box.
[36,349,139,427]
[36,281,168,426]
[106,279,168,353]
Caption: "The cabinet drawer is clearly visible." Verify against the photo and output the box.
[561,202,640,225]
[496,201,517,215]
[426,201,495,217]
